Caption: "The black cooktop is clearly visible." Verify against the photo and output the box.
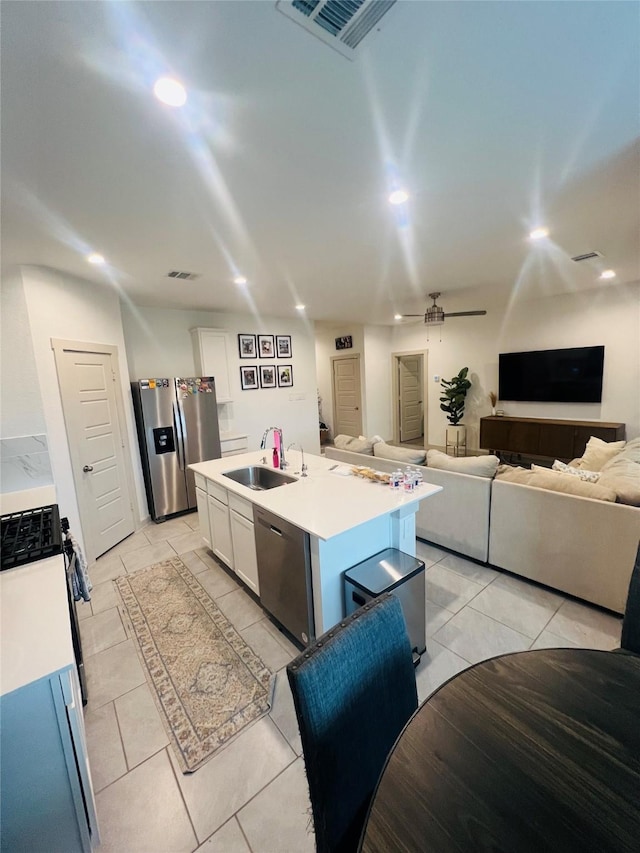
[0,504,63,571]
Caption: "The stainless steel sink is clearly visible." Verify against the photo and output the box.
[222,465,297,491]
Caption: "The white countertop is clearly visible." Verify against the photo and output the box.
[190,451,442,541]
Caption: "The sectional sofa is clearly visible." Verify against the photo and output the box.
[324,438,640,614]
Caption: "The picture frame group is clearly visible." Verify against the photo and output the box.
[238,333,292,359]
[240,364,293,390]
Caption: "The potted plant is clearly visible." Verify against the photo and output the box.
[440,367,471,454]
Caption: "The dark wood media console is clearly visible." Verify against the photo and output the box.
[479,416,625,463]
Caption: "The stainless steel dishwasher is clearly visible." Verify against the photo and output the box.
[254,506,315,646]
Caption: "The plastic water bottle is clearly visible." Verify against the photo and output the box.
[403,467,415,493]
[390,469,402,490]
[414,467,423,488]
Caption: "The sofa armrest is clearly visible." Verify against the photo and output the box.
[489,479,640,613]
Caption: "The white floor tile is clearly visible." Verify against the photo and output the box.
[169,530,205,555]
[216,588,265,631]
[144,517,193,543]
[185,513,202,532]
[95,750,197,853]
[115,683,169,770]
[90,552,126,585]
[259,617,300,660]
[433,607,530,664]
[102,530,151,559]
[89,579,119,615]
[121,541,176,573]
[438,553,499,586]
[269,670,302,755]
[169,716,295,843]
[545,599,622,650]
[415,639,469,704]
[426,600,454,638]
[180,550,211,575]
[86,639,147,708]
[196,565,239,600]
[240,620,292,671]
[530,629,580,650]
[76,600,93,621]
[415,539,448,567]
[469,573,563,639]
[195,818,250,853]
[426,563,484,613]
[80,608,126,657]
[84,702,127,793]
[237,758,314,853]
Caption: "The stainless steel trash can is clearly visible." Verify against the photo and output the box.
[344,548,426,664]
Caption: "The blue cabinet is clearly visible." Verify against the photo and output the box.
[0,665,98,852]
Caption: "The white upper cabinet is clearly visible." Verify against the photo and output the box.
[191,328,232,402]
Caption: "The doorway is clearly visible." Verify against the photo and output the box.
[331,354,363,438]
[392,350,428,446]
[52,339,135,562]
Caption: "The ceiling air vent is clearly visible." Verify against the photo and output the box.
[276,0,397,60]
[166,270,200,281]
[571,251,603,263]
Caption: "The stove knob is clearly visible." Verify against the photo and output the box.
[83,465,94,472]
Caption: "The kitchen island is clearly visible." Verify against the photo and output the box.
[190,451,442,639]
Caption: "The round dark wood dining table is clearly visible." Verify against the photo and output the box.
[360,648,640,853]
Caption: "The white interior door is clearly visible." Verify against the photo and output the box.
[332,356,363,438]
[399,355,423,442]
[55,344,135,559]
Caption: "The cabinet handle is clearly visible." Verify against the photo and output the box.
[270,525,283,536]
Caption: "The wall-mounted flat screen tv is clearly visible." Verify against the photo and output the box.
[499,346,604,403]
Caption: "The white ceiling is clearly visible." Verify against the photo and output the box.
[2,0,639,324]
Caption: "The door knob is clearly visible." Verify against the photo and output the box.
[355,407,359,411]
[83,465,94,472]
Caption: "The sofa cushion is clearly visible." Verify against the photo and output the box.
[426,449,499,479]
[333,434,376,455]
[373,443,426,465]
[496,465,617,501]
[598,456,640,506]
[549,460,601,483]
[576,436,626,471]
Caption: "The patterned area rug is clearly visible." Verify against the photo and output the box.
[115,556,272,773]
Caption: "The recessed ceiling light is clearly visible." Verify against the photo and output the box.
[295,304,305,311]
[233,275,247,285]
[599,269,616,280]
[153,77,187,107]
[388,189,409,205]
[394,314,402,320]
[87,253,105,265]
[529,227,549,241]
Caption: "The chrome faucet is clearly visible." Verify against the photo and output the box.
[260,427,285,470]
[287,443,307,477]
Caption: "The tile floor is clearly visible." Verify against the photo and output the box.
[80,519,623,853]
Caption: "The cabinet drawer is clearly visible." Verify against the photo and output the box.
[221,436,248,454]
[207,479,228,504]
[194,472,206,491]
[229,493,254,522]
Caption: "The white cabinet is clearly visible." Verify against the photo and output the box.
[195,486,211,549]
[191,328,232,403]
[229,494,259,595]
[208,493,234,569]
[220,434,249,458]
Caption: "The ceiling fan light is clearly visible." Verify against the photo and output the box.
[425,305,445,325]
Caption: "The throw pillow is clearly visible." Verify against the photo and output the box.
[528,469,617,501]
[598,457,640,506]
[426,449,499,479]
[333,434,375,455]
[549,460,601,483]
[373,443,426,465]
[577,436,626,472]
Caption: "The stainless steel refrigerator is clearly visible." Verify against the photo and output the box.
[131,377,221,521]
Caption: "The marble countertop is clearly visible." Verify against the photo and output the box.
[190,451,442,541]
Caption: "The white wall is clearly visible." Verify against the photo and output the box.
[362,325,393,439]
[121,305,320,455]
[391,283,640,450]
[314,323,365,437]
[19,266,146,546]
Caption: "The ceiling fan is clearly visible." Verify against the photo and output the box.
[399,292,487,326]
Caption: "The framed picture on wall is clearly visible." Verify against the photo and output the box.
[259,365,276,389]
[277,365,293,388]
[238,334,257,358]
[258,335,275,358]
[240,365,259,390]
[276,335,292,358]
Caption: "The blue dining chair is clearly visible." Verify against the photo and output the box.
[287,592,418,853]
[620,541,640,654]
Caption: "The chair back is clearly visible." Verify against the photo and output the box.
[621,541,640,654]
[287,593,418,853]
